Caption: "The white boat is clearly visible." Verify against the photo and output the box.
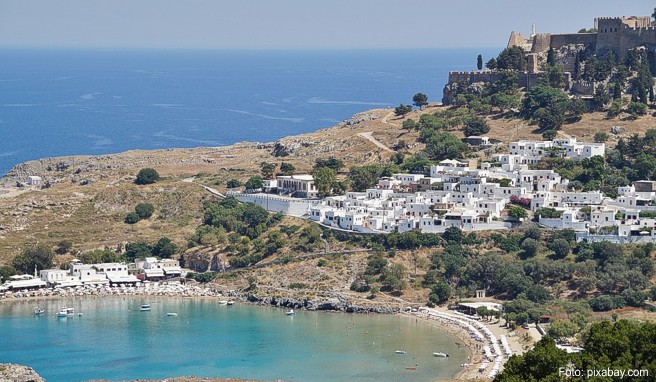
[227,301,235,305]
[166,312,178,317]
[218,300,228,305]
[34,307,45,315]
[286,309,296,316]
[395,350,406,355]
[433,352,450,357]
[56,307,75,318]
[140,304,151,311]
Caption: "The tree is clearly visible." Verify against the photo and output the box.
[124,212,140,224]
[593,84,611,110]
[124,242,153,262]
[348,165,383,192]
[135,203,155,220]
[496,46,527,71]
[462,116,490,137]
[521,238,539,257]
[607,98,622,118]
[312,167,337,198]
[594,131,609,143]
[486,58,497,70]
[135,168,160,185]
[429,280,451,304]
[506,205,528,220]
[550,238,571,259]
[401,119,417,130]
[412,93,428,109]
[394,104,413,116]
[12,244,54,274]
[546,47,555,66]
[226,179,242,188]
[477,54,483,70]
[279,162,295,176]
[260,162,277,180]
[627,101,647,118]
[495,337,568,381]
[314,157,344,172]
[153,237,177,258]
[443,227,463,244]
[244,176,264,191]
[542,130,557,140]
[424,132,469,161]
[0,265,17,283]
[522,84,571,130]
[55,240,73,255]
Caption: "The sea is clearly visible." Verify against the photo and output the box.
[0,48,500,177]
[0,298,467,382]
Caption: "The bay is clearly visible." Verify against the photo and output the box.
[0,48,500,176]
[0,298,467,382]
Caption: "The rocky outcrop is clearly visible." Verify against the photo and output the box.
[344,111,379,126]
[0,364,45,382]
[181,249,226,273]
[246,294,397,314]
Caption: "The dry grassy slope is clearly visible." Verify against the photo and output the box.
[1,105,654,269]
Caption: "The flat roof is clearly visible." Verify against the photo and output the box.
[457,302,501,311]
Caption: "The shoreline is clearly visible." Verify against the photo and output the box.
[2,283,508,381]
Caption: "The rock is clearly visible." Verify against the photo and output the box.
[0,364,45,382]
[344,111,378,126]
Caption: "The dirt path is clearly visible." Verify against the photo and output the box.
[357,131,395,152]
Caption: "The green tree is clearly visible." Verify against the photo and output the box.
[462,116,490,137]
[521,238,539,258]
[124,242,153,262]
[429,280,451,304]
[124,211,140,224]
[550,238,571,259]
[496,46,527,71]
[495,337,568,381]
[627,101,647,118]
[594,131,609,143]
[593,84,611,110]
[607,98,622,117]
[477,54,483,70]
[279,162,296,176]
[0,265,17,282]
[244,176,264,191]
[412,93,428,109]
[424,132,469,161]
[55,240,73,255]
[486,58,497,70]
[401,119,417,130]
[314,157,344,172]
[12,244,54,274]
[153,237,177,258]
[542,130,557,140]
[546,47,555,66]
[394,104,413,116]
[312,167,337,197]
[260,162,277,180]
[348,165,383,192]
[522,84,571,130]
[135,168,160,185]
[135,203,155,220]
[506,205,528,220]
[226,179,242,188]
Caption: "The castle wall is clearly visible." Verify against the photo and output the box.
[531,33,551,53]
[549,33,597,50]
[596,17,656,57]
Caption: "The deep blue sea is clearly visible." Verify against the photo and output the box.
[0,298,467,382]
[0,48,499,176]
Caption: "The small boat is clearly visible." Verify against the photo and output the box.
[56,307,75,318]
[140,304,151,311]
[166,312,178,317]
[405,366,416,370]
[34,307,45,315]
[227,301,235,305]
[395,350,407,355]
[433,352,449,357]
[286,309,296,316]
[218,300,228,305]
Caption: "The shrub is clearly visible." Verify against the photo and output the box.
[124,212,140,224]
[135,203,155,219]
[135,168,160,185]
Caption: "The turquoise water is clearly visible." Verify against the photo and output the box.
[0,298,466,382]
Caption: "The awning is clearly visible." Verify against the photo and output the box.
[163,267,182,275]
[144,268,165,278]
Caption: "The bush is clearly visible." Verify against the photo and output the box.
[135,203,155,219]
[135,168,160,185]
[521,238,539,257]
[12,244,54,274]
[226,179,242,188]
[124,212,140,224]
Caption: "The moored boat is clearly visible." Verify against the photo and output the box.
[166,312,178,317]
[286,309,296,316]
[140,304,151,311]
[34,307,45,315]
[433,352,449,357]
[56,307,75,318]
[227,300,235,305]
[395,350,406,355]
[218,300,228,305]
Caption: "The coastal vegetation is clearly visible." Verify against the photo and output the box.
[135,168,160,185]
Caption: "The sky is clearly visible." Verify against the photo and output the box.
[0,0,653,49]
